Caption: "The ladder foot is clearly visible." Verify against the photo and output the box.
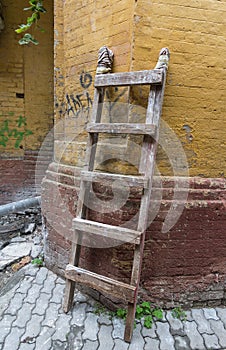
[124,302,136,343]
[63,280,76,313]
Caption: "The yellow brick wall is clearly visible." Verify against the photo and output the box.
[0,0,54,157]
[54,0,135,166]
[132,0,226,177]
[54,0,226,178]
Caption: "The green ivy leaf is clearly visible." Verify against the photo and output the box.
[18,33,39,45]
[141,301,152,315]
[116,308,127,320]
[152,308,163,320]
[15,23,32,34]
[144,315,153,329]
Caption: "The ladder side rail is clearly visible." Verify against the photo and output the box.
[125,70,167,342]
[76,88,105,219]
[63,87,105,312]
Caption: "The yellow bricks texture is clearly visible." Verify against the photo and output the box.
[54,0,225,178]
[0,0,53,155]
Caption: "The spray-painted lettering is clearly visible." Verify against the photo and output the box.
[0,113,33,148]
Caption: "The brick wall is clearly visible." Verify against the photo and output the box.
[42,0,226,307]
[42,164,226,307]
[0,0,54,204]
[132,0,226,178]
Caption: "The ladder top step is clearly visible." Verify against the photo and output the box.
[81,170,149,188]
[86,123,156,137]
[72,218,141,244]
[94,69,163,87]
[65,265,136,303]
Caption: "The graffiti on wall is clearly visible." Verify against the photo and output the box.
[0,113,33,148]
[65,72,93,119]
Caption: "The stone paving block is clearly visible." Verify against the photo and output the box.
[22,314,44,340]
[185,311,193,322]
[83,313,99,341]
[156,321,175,350]
[144,337,160,350]
[34,326,55,350]
[55,276,65,285]
[18,276,35,294]
[98,324,114,350]
[203,333,220,349]
[128,323,145,350]
[50,283,65,304]
[42,302,61,328]
[161,311,167,322]
[52,340,68,349]
[23,264,39,277]
[3,326,25,350]
[47,269,58,279]
[191,308,213,334]
[98,314,112,326]
[112,317,125,339]
[209,319,226,348]
[52,312,72,342]
[0,285,19,318]
[35,267,48,285]
[69,325,84,350]
[113,339,129,350]
[24,283,43,304]
[32,292,52,316]
[31,245,42,259]
[174,335,190,350]
[19,343,35,350]
[13,302,34,328]
[184,321,205,350]
[141,321,157,338]
[71,303,87,327]
[203,308,219,320]
[81,339,99,350]
[0,314,16,343]
[166,311,185,336]
[41,273,57,295]
[86,304,95,313]
[216,307,226,325]
[74,291,88,303]
[6,292,25,314]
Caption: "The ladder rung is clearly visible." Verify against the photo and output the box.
[65,265,136,303]
[94,69,163,87]
[81,170,149,188]
[72,218,141,244]
[86,123,156,136]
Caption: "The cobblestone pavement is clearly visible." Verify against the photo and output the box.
[1,265,226,350]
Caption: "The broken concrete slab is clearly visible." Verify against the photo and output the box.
[21,223,36,235]
[0,242,32,271]
[31,245,42,259]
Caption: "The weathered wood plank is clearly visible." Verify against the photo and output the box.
[65,265,136,303]
[63,88,105,313]
[86,123,156,136]
[124,68,168,343]
[72,218,141,244]
[94,70,163,87]
[80,170,149,188]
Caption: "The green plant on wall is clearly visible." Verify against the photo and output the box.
[15,0,46,45]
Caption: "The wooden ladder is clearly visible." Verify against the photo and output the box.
[63,66,168,342]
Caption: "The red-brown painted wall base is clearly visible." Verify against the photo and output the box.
[0,148,52,205]
[42,162,226,308]
[0,151,40,205]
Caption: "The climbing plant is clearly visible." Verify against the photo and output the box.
[15,0,46,45]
